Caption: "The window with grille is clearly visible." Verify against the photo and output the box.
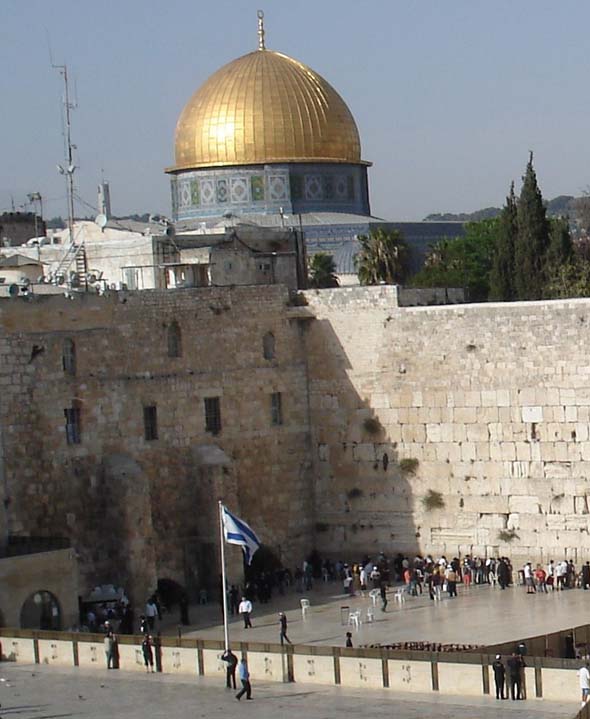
[204,397,222,435]
[64,406,81,445]
[271,392,283,426]
[144,405,158,441]
[62,338,76,375]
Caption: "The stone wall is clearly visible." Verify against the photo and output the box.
[0,285,314,604]
[303,287,590,565]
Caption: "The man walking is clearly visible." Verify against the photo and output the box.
[235,658,252,701]
[492,654,506,699]
[380,582,388,612]
[279,612,292,645]
[238,597,253,628]
[221,648,238,689]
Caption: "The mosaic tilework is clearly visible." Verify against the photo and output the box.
[269,175,288,201]
[200,179,215,205]
[305,175,323,200]
[230,178,249,203]
[190,179,200,205]
[251,175,265,201]
[216,179,228,203]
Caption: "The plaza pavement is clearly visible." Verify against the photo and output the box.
[159,582,590,649]
[0,662,579,719]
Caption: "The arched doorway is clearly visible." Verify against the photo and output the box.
[20,590,62,630]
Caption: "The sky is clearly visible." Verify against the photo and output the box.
[3,0,590,222]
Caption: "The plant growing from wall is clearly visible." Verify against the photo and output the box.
[400,458,419,475]
[363,417,381,435]
[497,528,519,543]
[422,489,445,511]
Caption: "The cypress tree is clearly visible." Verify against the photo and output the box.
[489,182,517,301]
[514,152,550,300]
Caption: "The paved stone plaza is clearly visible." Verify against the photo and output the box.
[169,582,590,649]
[0,663,579,719]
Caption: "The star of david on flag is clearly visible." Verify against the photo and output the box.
[221,505,261,565]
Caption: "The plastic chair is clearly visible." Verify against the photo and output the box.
[366,608,374,623]
[394,586,407,603]
[347,610,361,630]
[368,588,381,606]
[300,598,310,618]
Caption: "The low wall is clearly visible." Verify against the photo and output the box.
[0,628,583,703]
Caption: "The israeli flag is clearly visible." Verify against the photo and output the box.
[221,505,261,565]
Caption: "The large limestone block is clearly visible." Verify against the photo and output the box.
[454,407,477,423]
[462,496,509,513]
[508,495,541,513]
[466,424,489,442]
[521,405,543,423]
[352,443,376,462]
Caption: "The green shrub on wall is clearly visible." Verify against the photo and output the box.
[400,458,419,475]
[422,489,445,511]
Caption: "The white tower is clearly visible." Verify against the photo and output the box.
[98,181,111,219]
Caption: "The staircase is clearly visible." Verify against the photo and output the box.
[53,241,88,287]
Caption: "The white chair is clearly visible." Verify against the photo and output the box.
[394,586,407,604]
[366,608,374,623]
[368,588,381,606]
[300,598,310,619]
[348,609,361,630]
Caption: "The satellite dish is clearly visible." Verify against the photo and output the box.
[8,284,20,297]
[94,214,108,231]
[165,225,176,238]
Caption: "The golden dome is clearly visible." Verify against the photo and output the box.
[169,49,364,172]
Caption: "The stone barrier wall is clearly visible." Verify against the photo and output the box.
[0,628,582,703]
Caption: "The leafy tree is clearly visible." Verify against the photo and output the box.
[489,183,517,301]
[409,219,498,301]
[545,259,590,299]
[308,253,339,288]
[354,228,410,285]
[514,152,550,300]
[546,216,573,270]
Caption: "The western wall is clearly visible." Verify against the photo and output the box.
[2,283,590,605]
[305,286,590,565]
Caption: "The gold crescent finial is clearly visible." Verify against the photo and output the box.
[257,10,266,50]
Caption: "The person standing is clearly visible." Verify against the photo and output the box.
[582,563,590,591]
[507,652,523,700]
[238,597,253,628]
[279,612,292,645]
[524,563,536,594]
[345,632,353,648]
[221,648,238,689]
[141,634,154,673]
[579,662,590,708]
[492,654,506,699]
[445,565,458,598]
[104,630,116,670]
[380,582,388,612]
[235,658,252,700]
[145,598,158,631]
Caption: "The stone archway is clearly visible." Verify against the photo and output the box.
[20,590,61,630]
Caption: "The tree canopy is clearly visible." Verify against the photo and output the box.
[308,253,339,288]
[354,228,410,285]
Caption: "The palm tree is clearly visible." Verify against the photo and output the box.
[354,229,410,285]
[308,253,339,288]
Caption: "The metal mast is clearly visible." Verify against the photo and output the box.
[54,64,77,247]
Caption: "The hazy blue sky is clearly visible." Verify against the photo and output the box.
[3,0,590,221]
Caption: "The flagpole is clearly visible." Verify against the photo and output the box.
[218,500,230,652]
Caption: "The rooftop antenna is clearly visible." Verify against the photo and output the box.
[53,62,77,248]
[257,10,265,50]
